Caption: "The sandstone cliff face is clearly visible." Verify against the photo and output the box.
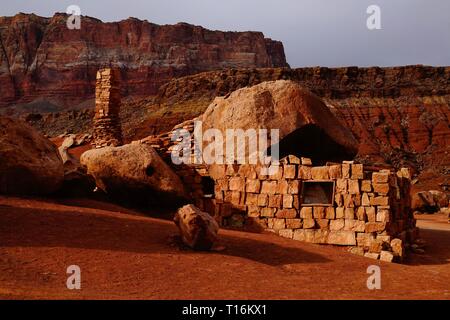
[0,13,288,109]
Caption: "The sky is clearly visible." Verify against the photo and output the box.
[1,0,449,67]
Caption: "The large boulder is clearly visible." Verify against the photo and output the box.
[0,116,64,195]
[200,80,358,164]
[412,190,448,213]
[57,140,95,197]
[80,141,187,203]
[174,204,219,250]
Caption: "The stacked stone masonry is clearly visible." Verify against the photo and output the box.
[141,121,417,263]
[209,157,417,263]
[93,68,123,148]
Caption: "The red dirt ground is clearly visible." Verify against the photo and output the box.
[0,196,448,300]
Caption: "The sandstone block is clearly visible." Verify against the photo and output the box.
[373,183,389,195]
[370,196,389,206]
[246,179,261,193]
[261,181,278,195]
[277,180,289,194]
[300,207,313,219]
[313,206,326,219]
[298,165,312,179]
[229,177,246,191]
[257,194,268,206]
[365,222,386,233]
[348,179,360,194]
[361,193,370,206]
[335,193,343,206]
[325,206,335,219]
[344,207,355,220]
[330,219,345,231]
[303,218,316,229]
[246,193,258,206]
[376,209,391,222]
[276,208,297,219]
[342,163,351,178]
[284,165,296,179]
[356,207,367,221]
[336,179,348,194]
[247,205,260,218]
[288,180,300,194]
[286,218,302,229]
[316,219,329,229]
[366,206,376,222]
[311,166,329,180]
[364,252,380,260]
[261,207,276,217]
[380,250,394,262]
[351,164,363,179]
[361,180,372,192]
[301,157,312,166]
[293,229,314,242]
[327,231,356,246]
[269,194,282,208]
[279,229,294,239]
[328,165,342,179]
[283,194,294,208]
[372,172,389,184]
[336,207,345,219]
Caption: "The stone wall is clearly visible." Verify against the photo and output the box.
[140,119,418,263]
[210,157,417,263]
[93,68,123,148]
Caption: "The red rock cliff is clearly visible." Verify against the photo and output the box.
[0,13,288,108]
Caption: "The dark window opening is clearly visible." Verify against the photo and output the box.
[300,181,335,206]
[201,176,215,197]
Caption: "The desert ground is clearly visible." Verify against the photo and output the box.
[0,195,448,300]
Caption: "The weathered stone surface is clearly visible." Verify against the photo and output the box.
[351,164,363,179]
[276,208,297,219]
[0,116,64,195]
[373,183,389,195]
[283,194,294,208]
[327,231,356,246]
[380,250,394,262]
[286,218,302,229]
[174,204,219,250]
[370,196,389,206]
[293,229,315,242]
[348,180,360,194]
[365,222,387,233]
[298,166,312,179]
[311,166,330,180]
[268,194,282,208]
[201,80,358,163]
[303,218,316,229]
[390,238,404,258]
[330,219,345,231]
[93,68,123,148]
[372,172,389,184]
[300,206,313,219]
[0,13,288,110]
[361,180,372,192]
[284,165,296,179]
[328,165,342,179]
[313,206,326,219]
[279,229,294,239]
[81,142,187,200]
[261,181,278,195]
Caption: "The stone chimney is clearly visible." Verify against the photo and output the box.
[93,68,123,148]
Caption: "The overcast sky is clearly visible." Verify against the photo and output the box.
[2,0,449,67]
